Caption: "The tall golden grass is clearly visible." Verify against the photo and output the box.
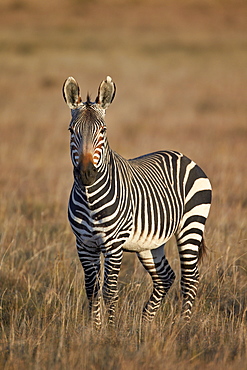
[0,1,246,368]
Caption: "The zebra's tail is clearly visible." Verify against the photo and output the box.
[198,237,207,264]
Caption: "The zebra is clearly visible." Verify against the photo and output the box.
[62,76,212,328]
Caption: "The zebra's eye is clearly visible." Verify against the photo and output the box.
[100,127,107,134]
[68,127,74,134]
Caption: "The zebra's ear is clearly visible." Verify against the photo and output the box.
[63,77,82,109]
[96,76,116,110]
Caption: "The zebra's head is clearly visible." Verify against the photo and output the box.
[63,76,116,186]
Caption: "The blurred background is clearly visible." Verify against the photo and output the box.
[0,0,246,367]
[1,0,246,252]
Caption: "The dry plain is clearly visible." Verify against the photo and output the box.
[0,1,247,369]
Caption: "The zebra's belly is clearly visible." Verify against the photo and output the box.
[122,234,170,252]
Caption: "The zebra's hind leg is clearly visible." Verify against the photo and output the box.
[137,245,176,323]
[77,243,101,329]
[175,216,207,321]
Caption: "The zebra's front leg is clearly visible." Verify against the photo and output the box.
[77,242,101,329]
[138,245,176,323]
[103,248,123,325]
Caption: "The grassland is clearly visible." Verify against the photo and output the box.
[0,0,247,369]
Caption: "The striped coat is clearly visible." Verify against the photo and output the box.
[63,76,212,327]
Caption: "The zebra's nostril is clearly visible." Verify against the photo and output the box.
[89,165,97,174]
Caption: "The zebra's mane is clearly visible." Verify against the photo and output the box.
[85,93,92,106]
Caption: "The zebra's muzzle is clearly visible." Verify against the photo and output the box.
[74,162,98,186]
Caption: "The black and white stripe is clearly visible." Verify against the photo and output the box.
[63,76,212,327]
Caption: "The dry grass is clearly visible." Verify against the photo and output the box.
[0,0,247,369]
